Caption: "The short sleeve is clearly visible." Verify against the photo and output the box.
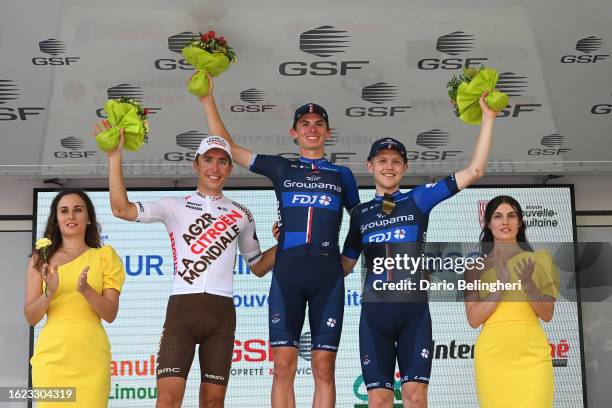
[133,197,176,223]
[412,174,459,214]
[341,167,360,212]
[342,208,363,260]
[534,251,560,299]
[249,154,288,183]
[237,206,263,266]
[101,246,126,293]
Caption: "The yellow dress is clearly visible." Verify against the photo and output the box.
[474,250,559,408]
[31,246,125,408]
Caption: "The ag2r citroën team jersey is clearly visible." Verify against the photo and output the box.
[134,191,262,297]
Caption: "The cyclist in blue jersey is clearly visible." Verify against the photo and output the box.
[197,76,359,408]
[341,95,496,408]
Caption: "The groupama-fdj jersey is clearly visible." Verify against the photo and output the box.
[250,154,360,256]
[134,191,263,297]
[342,175,459,391]
[250,154,360,351]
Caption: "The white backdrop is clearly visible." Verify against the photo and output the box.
[33,186,583,407]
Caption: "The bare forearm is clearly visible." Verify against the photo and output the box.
[81,288,119,323]
[200,97,233,142]
[108,154,135,220]
[250,246,277,277]
[24,294,51,326]
[465,291,502,328]
[456,115,495,189]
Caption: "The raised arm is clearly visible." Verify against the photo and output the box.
[93,124,137,221]
[198,75,254,169]
[455,93,497,190]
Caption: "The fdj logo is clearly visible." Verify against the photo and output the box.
[229,88,276,113]
[417,31,487,70]
[54,137,96,159]
[345,82,411,118]
[32,38,80,66]
[528,134,571,156]
[154,32,199,70]
[353,375,403,407]
[494,72,542,118]
[561,36,609,63]
[292,194,329,205]
[279,26,369,76]
[406,130,462,160]
[0,79,45,121]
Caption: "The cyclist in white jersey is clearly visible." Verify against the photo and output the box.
[93,122,276,408]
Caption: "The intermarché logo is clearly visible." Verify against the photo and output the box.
[176,131,207,150]
[168,32,199,53]
[240,88,265,104]
[299,26,349,57]
[495,72,529,97]
[60,137,85,150]
[436,31,475,55]
[361,83,398,104]
[39,38,66,55]
[107,84,143,103]
[416,130,450,149]
[576,36,603,53]
[0,80,19,105]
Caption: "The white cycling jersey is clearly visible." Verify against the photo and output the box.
[134,191,262,297]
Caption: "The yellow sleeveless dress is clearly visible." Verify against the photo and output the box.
[31,246,125,407]
[474,250,559,408]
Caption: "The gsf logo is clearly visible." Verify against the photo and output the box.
[279,26,369,76]
[53,137,96,159]
[561,36,609,63]
[154,32,198,70]
[527,134,571,156]
[230,88,276,113]
[591,94,612,114]
[345,83,411,117]
[32,39,80,66]
[0,80,45,121]
[417,31,487,70]
[406,130,462,160]
[164,131,207,161]
[494,72,542,118]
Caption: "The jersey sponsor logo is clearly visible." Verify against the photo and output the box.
[362,355,371,366]
[271,313,281,324]
[178,210,243,284]
[282,179,342,193]
[326,317,337,327]
[420,348,430,359]
[203,373,225,381]
[231,200,255,223]
[136,201,145,213]
[185,201,203,211]
[364,226,418,243]
[157,367,180,375]
[282,192,341,210]
[359,214,414,233]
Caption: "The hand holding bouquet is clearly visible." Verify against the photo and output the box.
[182,31,237,97]
[95,97,150,152]
[447,67,508,125]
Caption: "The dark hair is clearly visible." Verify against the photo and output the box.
[33,189,101,271]
[479,195,533,255]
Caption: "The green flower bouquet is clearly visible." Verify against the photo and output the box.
[447,67,508,125]
[182,31,237,97]
[95,97,150,152]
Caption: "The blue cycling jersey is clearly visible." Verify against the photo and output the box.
[343,175,459,287]
[250,154,360,257]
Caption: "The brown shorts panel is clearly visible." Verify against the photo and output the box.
[156,293,236,385]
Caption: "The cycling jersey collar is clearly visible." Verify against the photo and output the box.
[374,190,402,201]
[298,156,328,165]
[195,190,224,201]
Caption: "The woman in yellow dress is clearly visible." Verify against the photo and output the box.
[465,195,559,408]
[25,189,125,407]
